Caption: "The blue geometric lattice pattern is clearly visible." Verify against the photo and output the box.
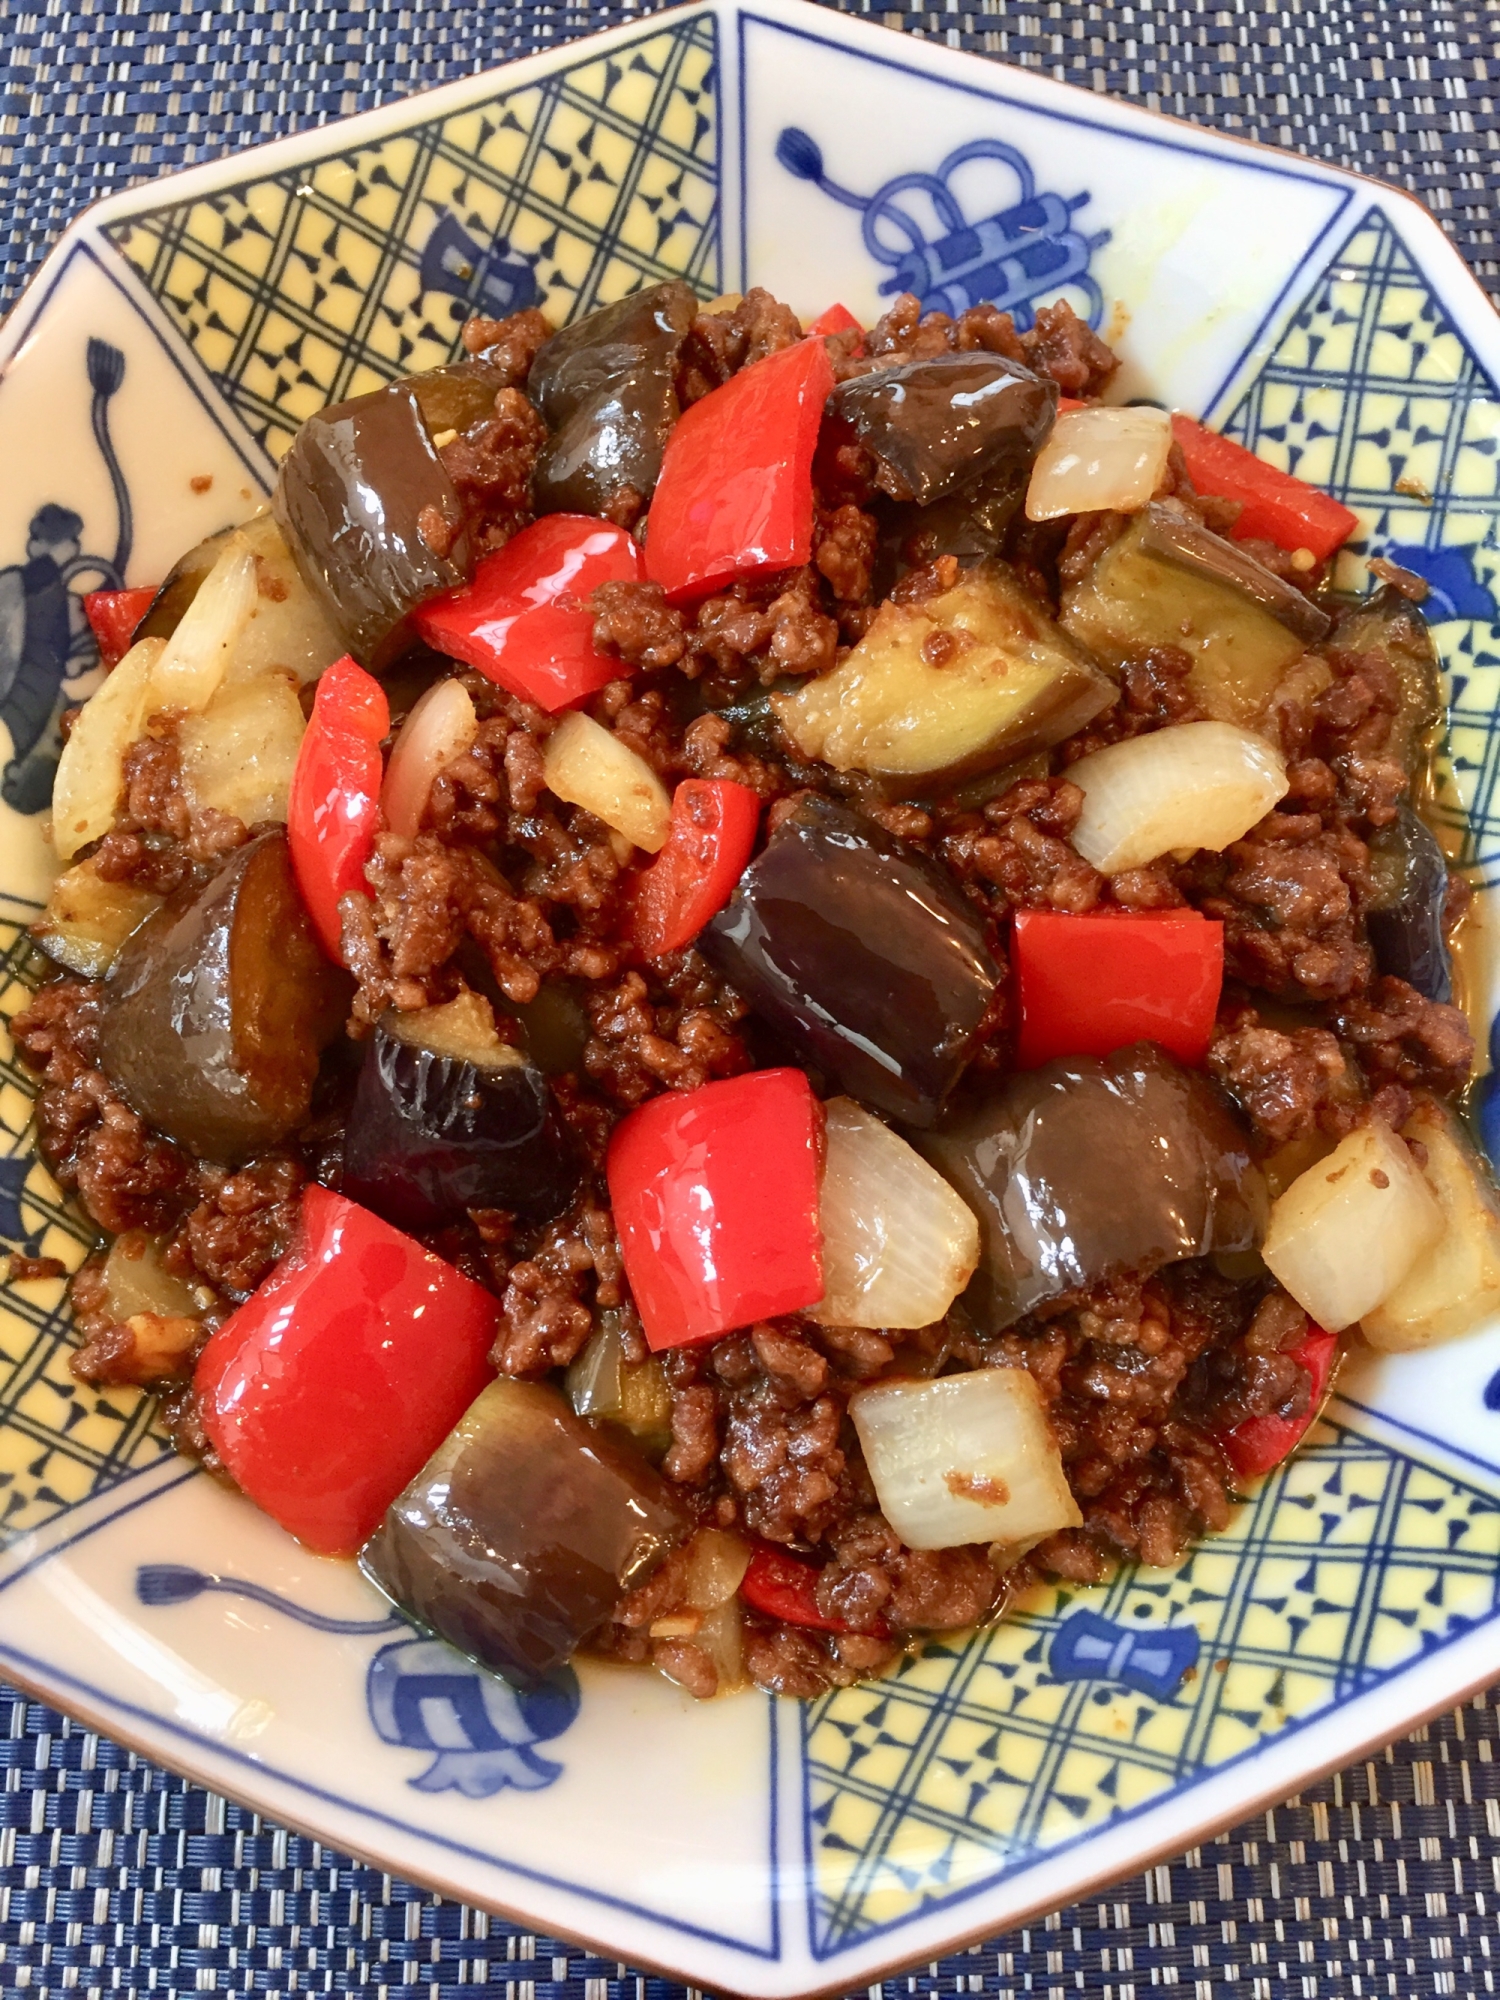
[802,1418,1500,1955]
[102,15,720,462]
[0,898,174,1541]
[1222,208,1500,881]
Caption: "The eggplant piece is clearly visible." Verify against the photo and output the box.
[98,831,350,1164]
[699,795,1000,1126]
[1330,586,1444,782]
[1137,506,1332,646]
[342,991,580,1230]
[566,1309,673,1457]
[133,526,235,646]
[402,361,507,440]
[273,384,471,669]
[827,353,1057,507]
[1366,804,1453,1003]
[528,282,698,517]
[34,860,162,979]
[360,1375,692,1688]
[772,562,1114,795]
[1061,503,1316,726]
[917,1042,1265,1328]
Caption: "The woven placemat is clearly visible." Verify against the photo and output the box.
[3,2,1499,1994]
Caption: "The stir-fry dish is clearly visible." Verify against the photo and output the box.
[16,283,1500,1702]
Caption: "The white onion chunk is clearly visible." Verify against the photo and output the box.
[1068,718,1288,872]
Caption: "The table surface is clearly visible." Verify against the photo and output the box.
[3,1,1499,1994]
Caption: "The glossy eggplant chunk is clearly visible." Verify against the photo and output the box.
[1137,505,1332,647]
[1367,804,1453,1003]
[343,991,580,1231]
[361,1376,692,1688]
[828,353,1057,507]
[133,526,235,646]
[918,1042,1265,1328]
[528,283,698,516]
[402,362,507,440]
[273,384,471,669]
[773,562,1114,795]
[1330,586,1444,782]
[1060,504,1312,727]
[99,831,350,1164]
[699,795,1000,1126]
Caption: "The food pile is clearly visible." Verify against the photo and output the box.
[15,281,1495,1702]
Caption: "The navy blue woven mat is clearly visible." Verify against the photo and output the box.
[3,2,1500,1994]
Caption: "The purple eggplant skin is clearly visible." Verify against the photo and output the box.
[98,832,350,1166]
[360,1376,692,1689]
[342,1015,580,1233]
[528,282,699,518]
[827,354,1057,507]
[699,794,1001,1127]
[916,1042,1265,1330]
[1366,804,1454,1004]
[273,383,471,670]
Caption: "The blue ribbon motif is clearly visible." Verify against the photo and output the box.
[1048,1608,1200,1700]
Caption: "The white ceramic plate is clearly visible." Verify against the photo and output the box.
[2,4,1499,1991]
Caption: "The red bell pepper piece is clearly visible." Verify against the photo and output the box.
[644,336,836,604]
[1013,909,1224,1069]
[607,1067,823,1350]
[413,515,645,712]
[741,1542,885,1637]
[194,1184,497,1556]
[287,655,390,963]
[807,303,864,352]
[1170,414,1358,561]
[1217,1328,1338,1481]
[628,778,761,957]
[83,587,157,668]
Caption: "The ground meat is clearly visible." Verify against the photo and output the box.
[582,962,750,1104]
[438,386,546,556]
[90,729,248,897]
[13,977,189,1235]
[461,307,553,384]
[172,1154,304,1300]
[591,580,688,670]
[1191,812,1374,1003]
[1208,1009,1353,1147]
[999,1263,1253,1573]
[675,288,804,406]
[1336,976,1474,1094]
[814,503,880,604]
[938,776,1103,916]
[4,1253,64,1282]
[712,1326,857,1546]
[346,829,618,1023]
[1021,300,1120,397]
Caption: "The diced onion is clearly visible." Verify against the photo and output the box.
[179,671,307,826]
[51,637,166,860]
[1068,718,1288,872]
[1262,1119,1444,1332]
[1025,405,1173,522]
[850,1367,1081,1552]
[684,1528,752,1610]
[1362,1101,1500,1351]
[102,1229,213,1321]
[815,1097,979,1328]
[223,513,345,688]
[152,534,259,712]
[542,712,671,852]
[382,679,478,838]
